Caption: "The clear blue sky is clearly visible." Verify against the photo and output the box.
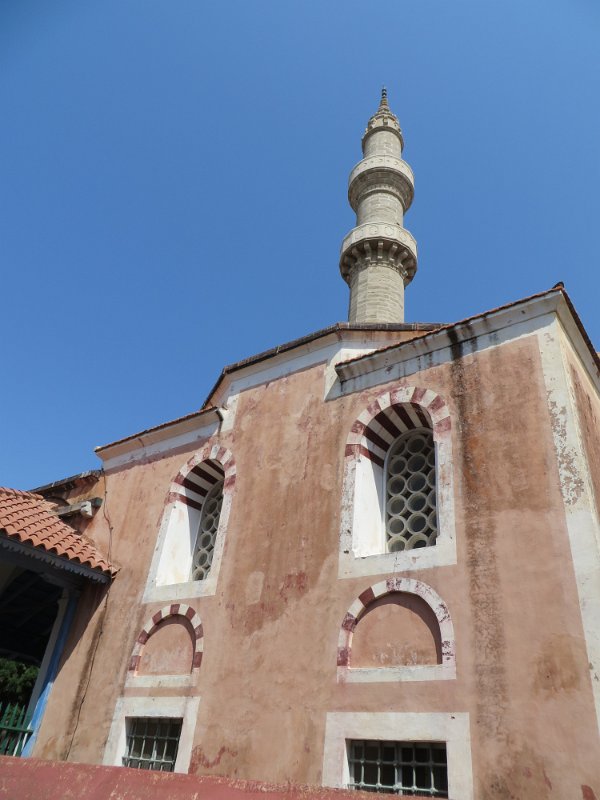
[1,0,599,489]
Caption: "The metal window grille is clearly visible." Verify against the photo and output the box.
[348,740,448,797]
[122,717,182,771]
[191,480,224,581]
[385,428,438,552]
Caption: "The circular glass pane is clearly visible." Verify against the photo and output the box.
[407,435,426,454]
[206,498,218,514]
[407,493,427,512]
[408,512,427,533]
[406,533,429,549]
[387,516,406,535]
[407,453,426,473]
[200,532,213,549]
[407,473,427,492]
[201,514,215,533]
[388,476,406,495]
[387,496,406,515]
[389,456,407,476]
[388,536,406,552]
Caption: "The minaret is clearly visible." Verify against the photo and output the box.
[340,89,417,323]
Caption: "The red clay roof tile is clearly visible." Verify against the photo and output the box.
[0,487,115,578]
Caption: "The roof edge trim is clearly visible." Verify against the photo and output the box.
[200,321,442,409]
[335,287,599,383]
[95,406,220,461]
[32,470,103,496]
[0,534,113,584]
[95,323,442,462]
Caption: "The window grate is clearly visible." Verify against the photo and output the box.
[122,717,182,771]
[385,428,438,552]
[348,740,448,797]
[192,480,224,581]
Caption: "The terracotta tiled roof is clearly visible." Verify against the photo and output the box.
[0,487,115,578]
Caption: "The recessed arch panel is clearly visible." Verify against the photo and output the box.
[337,579,456,682]
[129,604,204,674]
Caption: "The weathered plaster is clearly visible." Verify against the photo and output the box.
[540,319,600,735]
[32,302,600,797]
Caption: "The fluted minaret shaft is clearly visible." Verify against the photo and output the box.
[340,89,417,323]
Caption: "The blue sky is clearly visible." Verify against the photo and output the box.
[1,0,599,488]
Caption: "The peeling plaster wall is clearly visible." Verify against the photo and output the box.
[566,350,600,528]
[31,325,600,798]
[553,326,600,722]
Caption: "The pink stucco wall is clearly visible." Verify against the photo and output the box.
[28,326,600,798]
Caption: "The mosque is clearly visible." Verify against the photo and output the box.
[1,91,599,799]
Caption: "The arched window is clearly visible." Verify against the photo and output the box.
[385,427,437,551]
[143,446,236,602]
[340,387,455,576]
[192,478,224,581]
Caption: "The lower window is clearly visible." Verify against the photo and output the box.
[348,740,448,797]
[123,717,182,771]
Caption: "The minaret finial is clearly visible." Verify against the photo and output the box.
[380,86,388,109]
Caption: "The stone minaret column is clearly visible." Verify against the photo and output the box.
[340,89,417,323]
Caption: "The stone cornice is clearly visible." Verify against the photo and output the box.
[341,222,417,255]
[334,288,599,390]
[362,116,404,150]
[340,223,417,284]
[348,156,414,212]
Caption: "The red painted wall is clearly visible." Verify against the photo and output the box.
[0,757,434,800]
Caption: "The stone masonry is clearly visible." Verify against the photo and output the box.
[340,89,417,324]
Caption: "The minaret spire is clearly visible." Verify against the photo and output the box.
[339,90,417,323]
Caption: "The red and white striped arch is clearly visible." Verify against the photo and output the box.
[336,578,456,669]
[143,442,237,601]
[129,603,204,674]
[168,444,236,511]
[345,386,452,467]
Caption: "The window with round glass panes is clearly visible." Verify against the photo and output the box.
[385,428,438,552]
[191,480,224,580]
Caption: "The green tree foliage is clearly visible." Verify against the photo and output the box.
[0,658,39,705]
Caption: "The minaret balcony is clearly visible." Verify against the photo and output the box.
[340,223,418,285]
[348,156,414,213]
